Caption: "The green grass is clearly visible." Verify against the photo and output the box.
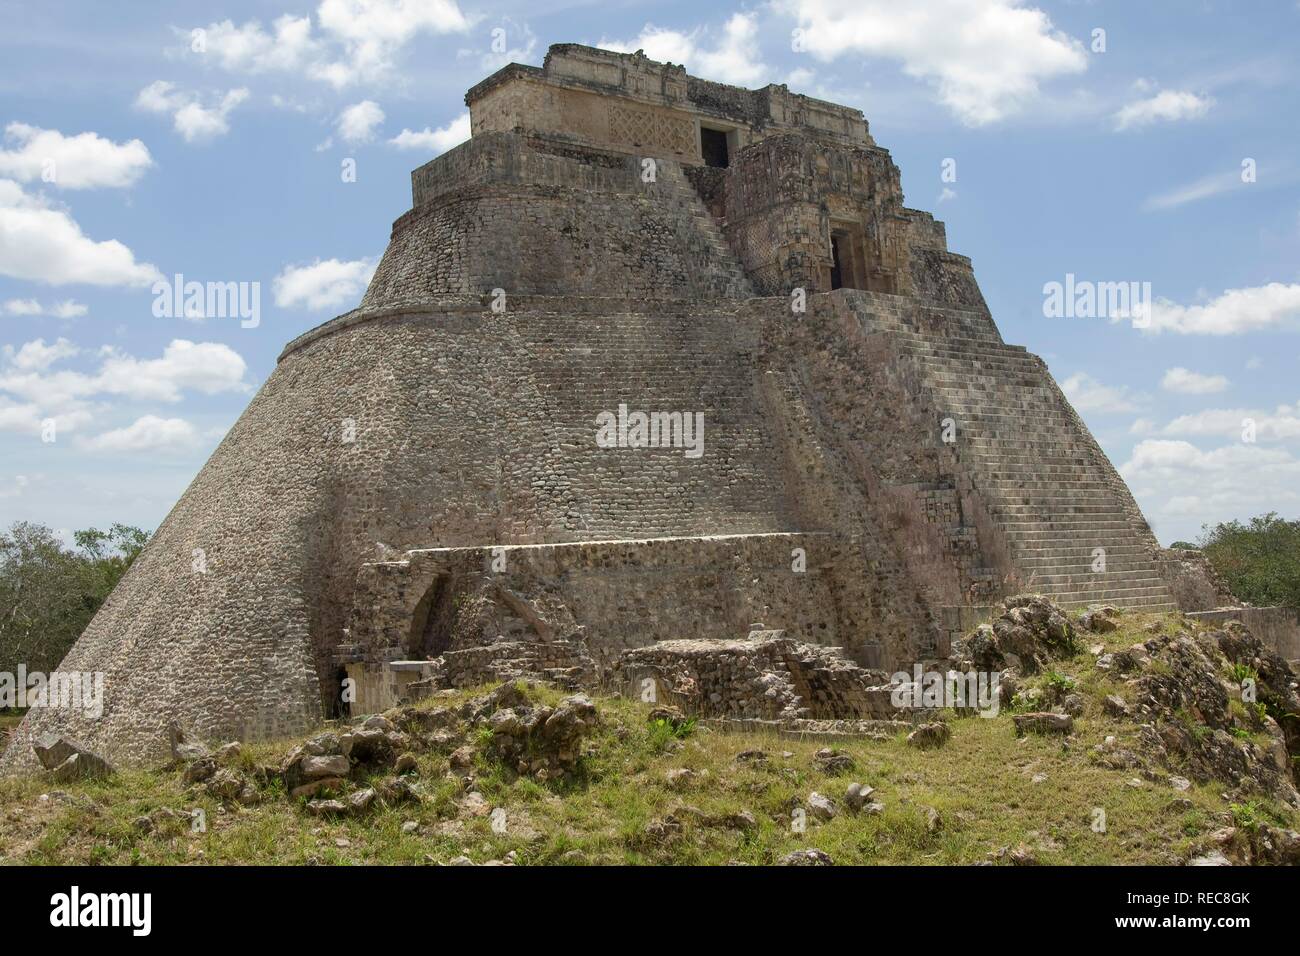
[0,612,1295,866]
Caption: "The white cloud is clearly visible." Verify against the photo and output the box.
[1142,170,1243,211]
[92,340,250,402]
[388,112,470,153]
[316,0,471,85]
[467,19,537,72]
[599,13,768,87]
[2,337,79,371]
[0,338,248,424]
[1121,438,1300,529]
[1129,417,1157,436]
[0,123,152,190]
[337,100,385,144]
[774,0,1087,125]
[136,81,250,143]
[78,415,201,454]
[194,15,321,75]
[1114,89,1212,131]
[1161,404,1300,443]
[1161,367,1229,395]
[786,67,816,88]
[188,0,470,89]
[2,298,87,318]
[1060,371,1141,414]
[0,396,93,436]
[0,179,162,287]
[1143,282,1300,335]
[273,257,377,310]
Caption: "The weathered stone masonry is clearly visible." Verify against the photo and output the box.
[3,44,1249,770]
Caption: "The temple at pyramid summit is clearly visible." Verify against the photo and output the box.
[5,43,1279,771]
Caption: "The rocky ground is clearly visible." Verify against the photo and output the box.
[0,603,1297,866]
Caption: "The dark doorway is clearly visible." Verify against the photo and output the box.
[830,234,844,290]
[701,127,729,168]
[408,575,458,658]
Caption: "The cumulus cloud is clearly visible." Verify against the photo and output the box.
[2,337,79,371]
[388,112,470,154]
[92,340,251,402]
[2,298,87,318]
[136,81,250,143]
[0,179,162,287]
[336,100,385,144]
[1161,367,1229,395]
[1121,438,1300,532]
[0,338,249,436]
[598,13,768,87]
[1114,89,1212,131]
[0,123,152,189]
[192,14,321,75]
[1142,283,1300,336]
[1160,404,1300,443]
[1060,371,1141,414]
[78,415,202,454]
[186,0,470,89]
[273,257,377,310]
[774,0,1087,125]
[0,397,92,437]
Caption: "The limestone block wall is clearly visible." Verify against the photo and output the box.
[366,134,751,305]
[4,296,823,771]
[721,134,962,299]
[465,44,872,163]
[748,291,1009,643]
[345,534,881,668]
[1187,608,1300,661]
[1160,548,1238,611]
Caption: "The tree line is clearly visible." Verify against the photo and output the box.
[0,522,149,683]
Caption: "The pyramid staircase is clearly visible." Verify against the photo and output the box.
[650,161,754,299]
[843,294,1176,612]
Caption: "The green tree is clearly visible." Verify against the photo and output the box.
[0,522,150,682]
[1198,512,1300,610]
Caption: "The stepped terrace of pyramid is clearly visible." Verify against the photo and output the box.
[5,43,1284,772]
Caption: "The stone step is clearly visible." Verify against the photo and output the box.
[1019,568,1167,586]
[993,502,1130,516]
[1017,548,1150,564]
[986,478,1113,490]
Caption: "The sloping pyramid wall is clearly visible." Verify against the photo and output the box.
[2,112,1181,772]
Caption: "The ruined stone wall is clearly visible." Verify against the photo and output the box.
[344,534,897,668]
[1187,607,1300,660]
[1159,548,1238,611]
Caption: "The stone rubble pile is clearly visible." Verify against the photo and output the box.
[32,735,114,782]
[609,632,900,723]
[1095,621,1299,805]
[951,594,1077,676]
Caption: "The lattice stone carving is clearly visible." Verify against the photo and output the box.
[607,103,694,154]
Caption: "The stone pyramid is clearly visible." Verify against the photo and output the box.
[4,44,1209,771]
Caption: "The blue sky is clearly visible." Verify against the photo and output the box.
[1,0,1298,546]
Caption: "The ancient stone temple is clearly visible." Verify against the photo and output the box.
[4,44,1235,770]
